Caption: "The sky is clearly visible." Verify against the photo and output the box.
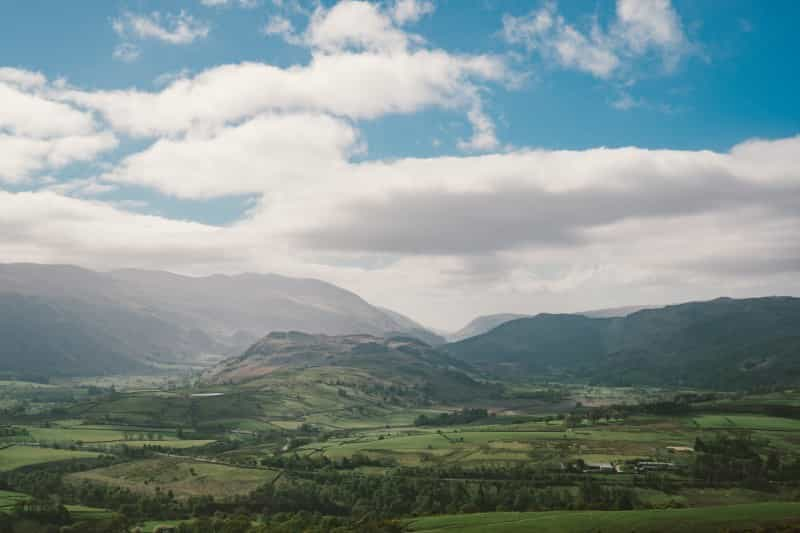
[0,0,799,331]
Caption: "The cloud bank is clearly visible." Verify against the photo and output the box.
[0,1,798,328]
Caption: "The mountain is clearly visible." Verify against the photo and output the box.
[449,307,652,342]
[449,314,529,342]
[377,306,447,346]
[444,297,800,388]
[0,263,440,377]
[578,305,656,318]
[203,332,496,403]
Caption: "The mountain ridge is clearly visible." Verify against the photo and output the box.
[0,263,441,377]
[443,296,800,388]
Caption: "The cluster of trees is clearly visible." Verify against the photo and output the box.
[0,425,29,438]
[0,499,129,533]
[414,408,490,427]
[260,452,396,471]
[692,434,787,487]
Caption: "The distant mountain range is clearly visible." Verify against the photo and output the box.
[0,263,441,377]
[443,297,800,388]
[449,314,529,342]
[3,263,799,389]
[447,306,652,341]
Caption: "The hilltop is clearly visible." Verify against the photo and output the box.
[203,332,496,404]
[444,297,800,388]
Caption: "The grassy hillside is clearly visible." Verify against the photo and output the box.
[204,332,498,404]
[67,457,279,498]
[445,297,800,387]
[406,503,800,532]
[0,445,102,471]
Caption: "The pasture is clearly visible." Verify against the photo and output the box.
[0,445,102,471]
[67,456,280,498]
[406,502,800,532]
[692,414,800,431]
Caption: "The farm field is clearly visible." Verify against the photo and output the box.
[0,445,102,471]
[406,502,800,532]
[0,489,29,512]
[691,414,800,431]
[67,456,280,497]
[4,380,800,531]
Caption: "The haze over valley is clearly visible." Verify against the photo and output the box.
[1,0,799,532]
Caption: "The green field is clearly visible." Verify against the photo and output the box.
[0,445,102,471]
[692,414,800,431]
[406,502,800,532]
[67,457,280,497]
[0,489,29,511]
[0,489,112,521]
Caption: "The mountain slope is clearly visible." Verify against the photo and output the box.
[444,297,800,388]
[449,307,652,342]
[0,263,439,377]
[203,332,496,403]
[449,314,529,342]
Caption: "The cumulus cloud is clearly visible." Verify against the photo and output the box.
[2,2,798,328]
[76,2,504,151]
[290,137,800,255]
[0,70,117,182]
[102,113,359,198]
[112,10,210,45]
[262,16,302,44]
[392,0,435,25]
[0,189,232,270]
[503,0,689,79]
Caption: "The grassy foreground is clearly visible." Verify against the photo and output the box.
[0,445,102,471]
[406,502,800,532]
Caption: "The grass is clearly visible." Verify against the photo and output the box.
[0,445,102,471]
[692,414,800,431]
[67,457,279,498]
[138,520,194,532]
[0,489,112,521]
[0,489,29,511]
[65,504,115,520]
[406,502,800,532]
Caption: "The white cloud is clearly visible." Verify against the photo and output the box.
[73,1,504,152]
[503,0,689,79]
[0,67,46,89]
[0,83,95,138]
[262,16,302,45]
[62,52,505,143]
[1,134,799,328]
[113,10,210,45]
[392,0,435,25]
[0,72,117,183]
[200,0,258,7]
[307,1,412,53]
[103,113,359,198]
[0,132,118,183]
[615,0,685,57]
[112,43,141,63]
[2,1,796,329]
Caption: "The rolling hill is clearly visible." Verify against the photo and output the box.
[0,263,439,377]
[444,297,800,388]
[203,332,497,403]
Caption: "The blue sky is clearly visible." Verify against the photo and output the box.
[2,1,798,160]
[0,0,798,328]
